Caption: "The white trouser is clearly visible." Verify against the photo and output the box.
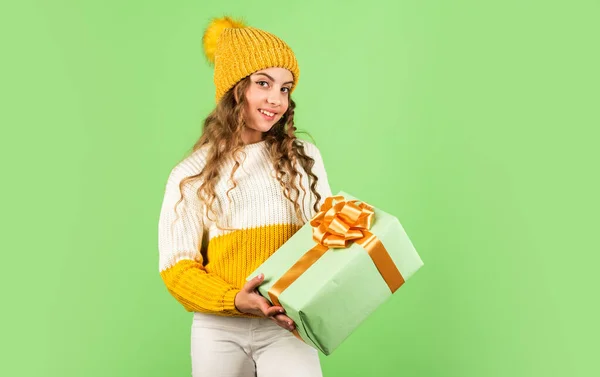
[191,312,323,377]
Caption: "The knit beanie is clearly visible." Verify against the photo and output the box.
[202,17,300,103]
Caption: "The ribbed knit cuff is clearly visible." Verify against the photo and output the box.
[223,289,241,313]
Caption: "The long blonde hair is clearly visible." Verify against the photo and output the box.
[174,76,322,228]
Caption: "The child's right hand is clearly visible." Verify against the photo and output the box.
[234,273,296,332]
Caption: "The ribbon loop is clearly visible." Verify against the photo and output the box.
[310,197,375,249]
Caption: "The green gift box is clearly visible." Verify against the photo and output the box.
[246,191,423,355]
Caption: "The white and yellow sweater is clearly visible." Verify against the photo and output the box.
[158,140,332,317]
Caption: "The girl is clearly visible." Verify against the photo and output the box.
[157,17,332,377]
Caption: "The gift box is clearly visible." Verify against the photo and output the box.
[247,191,423,355]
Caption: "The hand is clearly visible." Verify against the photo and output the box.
[234,273,296,332]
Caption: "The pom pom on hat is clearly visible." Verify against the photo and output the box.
[202,16,246,64]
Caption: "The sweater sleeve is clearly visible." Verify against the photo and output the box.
[157,166,242,315]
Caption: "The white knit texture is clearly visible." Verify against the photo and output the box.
[158,140,332,272]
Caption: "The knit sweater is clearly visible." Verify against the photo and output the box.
[158,139,332,317]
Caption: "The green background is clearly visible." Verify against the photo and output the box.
[1,0,598,376]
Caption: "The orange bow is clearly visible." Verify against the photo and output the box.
[310,195,376,248]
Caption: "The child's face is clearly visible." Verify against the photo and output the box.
[242,67,294,141]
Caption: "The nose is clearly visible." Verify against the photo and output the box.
[267,90,281,106]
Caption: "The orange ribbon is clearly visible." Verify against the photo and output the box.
[268,195,405,342]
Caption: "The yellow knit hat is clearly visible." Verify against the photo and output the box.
[202,17,300,103]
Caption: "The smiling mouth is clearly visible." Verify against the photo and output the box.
[259,109,276,117]
[258,109,277,121]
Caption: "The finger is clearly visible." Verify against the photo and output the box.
[257,298,279,317]
[244,273,264,292]
[273,314,295,330]
[263,305,285,317]
[259,300,284,317]
[270,316,289,330]
[274,313,295,327]
[253,296,283,317]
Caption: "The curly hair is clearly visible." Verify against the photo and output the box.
[174,76,322,229]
